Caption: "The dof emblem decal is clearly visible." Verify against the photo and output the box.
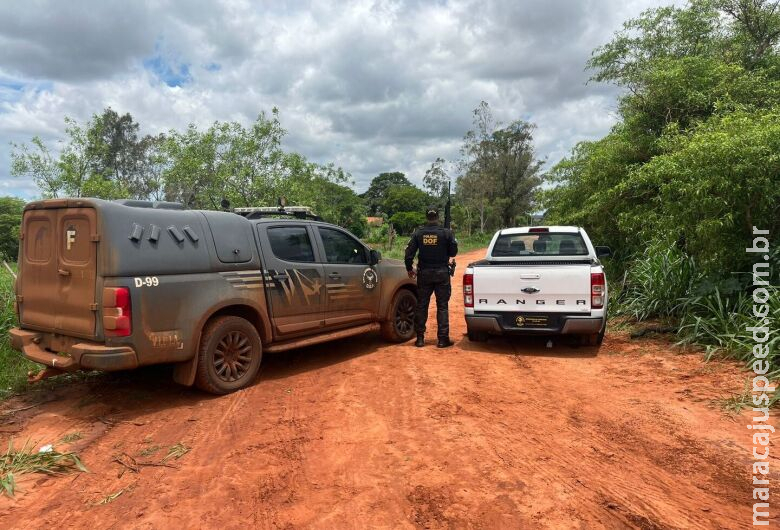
[362,268,378,289]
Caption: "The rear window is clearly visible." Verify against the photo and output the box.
[318,227,367,264]
[492,233,588,257]
[267,226,315,262]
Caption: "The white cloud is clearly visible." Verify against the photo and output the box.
[0,0,680,198]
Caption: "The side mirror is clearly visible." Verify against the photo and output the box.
[595,246,611,258]
[369,249,381,266]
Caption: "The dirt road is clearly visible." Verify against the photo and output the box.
[0,248,774,529]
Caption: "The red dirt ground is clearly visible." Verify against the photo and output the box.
[0,248,776,529]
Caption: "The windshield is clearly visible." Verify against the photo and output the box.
[491,232,588,257]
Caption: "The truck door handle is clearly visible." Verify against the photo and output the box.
[328,272,341,280]
[58,269,71,277]
[272,273,289,281]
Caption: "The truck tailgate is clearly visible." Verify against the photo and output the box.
[19,205,98,338]
[473,264,592,313]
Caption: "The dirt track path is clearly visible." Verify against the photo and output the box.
[0,248,775,529]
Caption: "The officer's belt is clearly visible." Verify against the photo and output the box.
[417,264,449,271]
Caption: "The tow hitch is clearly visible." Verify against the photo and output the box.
[27,367,66,383]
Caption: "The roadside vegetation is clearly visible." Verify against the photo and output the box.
[365,229,494,261]
[0,438,87,496]
[0,267,36,399]
[543,0,780,377]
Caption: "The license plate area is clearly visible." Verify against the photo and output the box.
[517,314,548,327]
[502,313,555,329]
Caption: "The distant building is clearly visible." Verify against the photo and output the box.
[366,216,384,227]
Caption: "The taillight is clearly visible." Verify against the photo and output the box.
[463,272,474,308]
[103,287,132,337]
[591,272,605,309]
[528,227,549,233]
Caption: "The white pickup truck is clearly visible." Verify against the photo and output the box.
[463,226,611,346]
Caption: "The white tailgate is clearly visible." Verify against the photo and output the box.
[473,265,591,313]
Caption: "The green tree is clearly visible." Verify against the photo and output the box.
[283,155,367,236]
[456,102,543,230]
[631,109,780,273]
[11,109,160,200]
[0,197,25,261]
[544,0,780,276]
[381,184,430,218]
[162,110,287,209]
[86,108,148,196]
[10,137,61,197]
[423,157,450,199]
[715,0,780,68]
[389,211,426,235]
[11,108,370,237]
[362,172,412,215]
[486,122,544,227]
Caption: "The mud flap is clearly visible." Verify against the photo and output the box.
[172,356,198,387]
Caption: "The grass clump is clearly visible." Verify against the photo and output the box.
[162,442,190,463]
[713,381,752,415]
[138,444,162,457]
[95,487,129,505]
[59,432,83,444]
[0,438,87,496]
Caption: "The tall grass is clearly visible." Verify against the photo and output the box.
[617,244,703,320]
[618,243,779,376]
[677,287,779,376]
[0,267,37,399]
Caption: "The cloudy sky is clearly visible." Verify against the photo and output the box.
[0,0,677,198]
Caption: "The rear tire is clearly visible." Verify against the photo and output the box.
[467,330,488,342]
[381,290,417,342]
[580,330,604,347]
[581,334,598,346]
[195,316,262,394]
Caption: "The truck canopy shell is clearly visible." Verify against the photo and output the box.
[22,198,262,278]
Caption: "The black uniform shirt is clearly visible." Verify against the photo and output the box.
[404,221,458,271]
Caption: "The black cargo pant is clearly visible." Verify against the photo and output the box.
[415,266,451,339]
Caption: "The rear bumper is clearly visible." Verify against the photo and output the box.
[10,328,139,371]
[465,313,604,336]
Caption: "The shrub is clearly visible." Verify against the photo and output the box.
[617,242,703,320]
[365,224,389,244]
[389,211,426,235]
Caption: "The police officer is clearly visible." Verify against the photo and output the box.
[404,206,458,348]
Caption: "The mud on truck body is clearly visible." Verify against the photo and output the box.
[10,198,417,394]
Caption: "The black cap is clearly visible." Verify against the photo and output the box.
[426,205,439,216]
